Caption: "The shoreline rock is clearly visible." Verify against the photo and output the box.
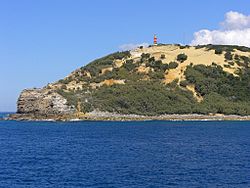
[5,112,250,122]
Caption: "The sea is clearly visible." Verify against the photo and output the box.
[0,113,249,188]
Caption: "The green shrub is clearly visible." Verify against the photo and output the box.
[148,57,155,63]
[224,52,233,61]
[148,70,165,79]
[177,53,188,63]
[169,61,179,69]
[141,53,150,60]
[92,80,196,115]
[146,60,163,70]
[123,59,136,71]
[180,80,189,87]
[215,49,223,55]
[84,51,130,77]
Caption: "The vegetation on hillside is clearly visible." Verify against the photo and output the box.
[54,45,250,116]
[195,44,250,52]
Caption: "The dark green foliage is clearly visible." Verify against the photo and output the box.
[84,51,130,77]
[169,61,179,69]
[92,81,196,115]
[141,53,150,61]
[180,80,189,87]
[123,59,136,71]
[215,49,223,55]
[148,57,155,63]
[225,52,233,61]
[55,45,250,116]
[81,102,93,113]
[58,79,71,84]
[185,65,250,101]
[195,44,250,53]
[177,53,188,63]
[179,45,190,49]
[57,90,78,107]
[184,64,250,115]
[146,60,161,69]
[92,66,143,83]
[240,56,250,67]
[148,70,165,80]
[145,59,168,71]
[57,89,93,112]
[161,64,169,70]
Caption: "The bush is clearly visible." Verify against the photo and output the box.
[160,54,166,59]
[141,53,150,60]
[180,80,189,87]
[148,57,155,63]
[148,70,165,80]
[123,59,136,71]
[224,52,233,61]
[177,53,188,63]
[81,102,93,113]
[169,61,179,69]
[83,51,131,77]
[92,80,196,115]
[146,60,163,70]
[240,56,250,66]
[224,64,231,68]
[215,49,223,55]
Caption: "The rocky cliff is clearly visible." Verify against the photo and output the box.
[17,89,76,115]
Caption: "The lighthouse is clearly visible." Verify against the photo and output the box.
[154,34,157,45]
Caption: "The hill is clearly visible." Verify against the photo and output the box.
[10,44,250,120]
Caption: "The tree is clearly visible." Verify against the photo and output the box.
[169,61,179,69]
[224,51,233,61]
[123,59,136,71]
[177,53,188,63]
[215,49,223,55]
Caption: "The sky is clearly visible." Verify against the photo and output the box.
[0,0,249,112]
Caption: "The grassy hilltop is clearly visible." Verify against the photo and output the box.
[45,44,250,116]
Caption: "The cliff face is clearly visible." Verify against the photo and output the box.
[17,89,76,115]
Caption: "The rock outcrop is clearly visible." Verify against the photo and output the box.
[17,89,76,115]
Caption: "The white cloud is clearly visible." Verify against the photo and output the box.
[221,11,250,30]
[191,11,250,47]
[119,43,149,51]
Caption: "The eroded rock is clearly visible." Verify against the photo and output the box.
[17,89,76,115]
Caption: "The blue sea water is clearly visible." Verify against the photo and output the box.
[0,115,249,187]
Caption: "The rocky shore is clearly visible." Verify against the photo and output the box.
[5,111,250,122]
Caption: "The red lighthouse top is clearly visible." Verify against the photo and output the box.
[154,34,157,45]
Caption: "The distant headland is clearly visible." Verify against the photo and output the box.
[7,43,250,121]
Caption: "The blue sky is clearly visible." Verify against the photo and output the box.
[0,0,249,111]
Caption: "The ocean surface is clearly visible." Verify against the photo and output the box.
[0,113,249,187]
